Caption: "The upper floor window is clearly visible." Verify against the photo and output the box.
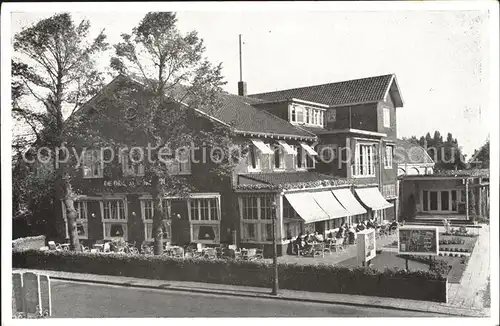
[354,143,376,177]
[383,107,390,128]
[271,144,285,170]
[296,106,304,123]
[164,148,191,175]
[384,145,394,169]
[122,150,145,177]
[326,109,336,123]
[82,149,103,178]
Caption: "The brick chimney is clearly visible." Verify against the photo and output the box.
[238,81,247,97]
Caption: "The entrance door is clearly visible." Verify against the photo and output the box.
[170,199,190,245]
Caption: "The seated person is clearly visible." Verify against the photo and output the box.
[390,219,399,229]
[313,232,324,242]
[336,226,345,239]
[356,222,366,232]
[366,219,376,229]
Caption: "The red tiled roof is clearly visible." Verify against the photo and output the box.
[249,74,395,107]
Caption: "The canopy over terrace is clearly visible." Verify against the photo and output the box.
[237,172,354,228]
[355,187,393,211]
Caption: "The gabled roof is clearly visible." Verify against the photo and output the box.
[76,74,316,140]
[249,74,404,108]
[204,92,315,139]
[396,138,435,165]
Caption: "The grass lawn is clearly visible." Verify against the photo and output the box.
[337,251,467,284]
[336,252,429,271]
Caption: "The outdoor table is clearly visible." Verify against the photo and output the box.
[93,244,104,251]
[60,243,70,250]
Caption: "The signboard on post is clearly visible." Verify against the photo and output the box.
[398,226,439,256]
[357,228,376,264]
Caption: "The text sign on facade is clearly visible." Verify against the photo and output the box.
[357,228,376,263]
[398,226,439,256]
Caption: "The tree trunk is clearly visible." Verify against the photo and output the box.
[59,175,81,251]
[151,173,163,255]
[56,157,81,251]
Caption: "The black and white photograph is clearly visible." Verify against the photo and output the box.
[2,1,499,322]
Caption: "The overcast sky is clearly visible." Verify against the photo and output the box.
[10,7,493,156]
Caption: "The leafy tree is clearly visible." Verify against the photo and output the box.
[109,12,244,255]
[405,130,466,170]
[470,138,489,168]
[12,13,108,250]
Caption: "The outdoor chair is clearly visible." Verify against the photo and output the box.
[334,237,345,252]
[204,248,217,259]
[312,243,325,257]
[323,240,334,255]
[171,246,184,258]
[255,246,264,259]
[47,241,60,251]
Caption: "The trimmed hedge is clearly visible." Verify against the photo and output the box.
[13,249,447,302]
[12,235,46,251]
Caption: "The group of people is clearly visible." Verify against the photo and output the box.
[292,218,401,255]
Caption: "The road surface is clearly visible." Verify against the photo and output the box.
[49,280,445,317]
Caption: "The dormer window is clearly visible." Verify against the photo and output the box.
[289,103,325,128]
[296,106,304,123]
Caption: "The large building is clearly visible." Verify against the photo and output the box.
[55,73,404,256]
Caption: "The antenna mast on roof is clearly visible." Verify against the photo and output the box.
[239,34,243,82]
[238,34,247,96]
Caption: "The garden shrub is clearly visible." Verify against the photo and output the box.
[12,235,46,250]
[12,249,448,302]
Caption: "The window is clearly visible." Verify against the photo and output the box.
[240,194,275,242]
[82,149,103,178]
[326,109,336,123]
[306,108,310,124]
[141,199,171,240]
[247,144,261,171]
[293,146,315,170]
[423,190,460,212]
[291,105,296,122]
[384,145,394,169]
[354,144,376,177]
[164,149,191,175]
[102,199,128,240]
[122,151,145,176]
[61,200,89,239]
[272,145,284,170]
[319,111,324,126]
[283,198,303,240]
[189,196,221,243]
[296,106,304,123]
[383,107,390,128]
[189,198,219,221]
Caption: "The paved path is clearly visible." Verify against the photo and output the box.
[14,268,487,317]
[49,279,443,317]
[266,232,399,266]
[447,224,490,310]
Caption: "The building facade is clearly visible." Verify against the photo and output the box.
[55,73,404,256]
